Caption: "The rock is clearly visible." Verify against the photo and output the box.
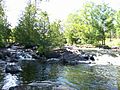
[111,46,119,49]
[9,85,32,90]
[13,52,33,60]
[0,49,11,60]
[0,59,6,64]
[46,52,61,59]
[31,53,40,59]
[2,50,11,57]
[47,58,61,63]
[11,44,24,49]
[98,45,111,49]
[78,60,91,64]
[61,51,76,60]
[0,52,4,59]
[9,81,76,90]
[29,82,54,88]
[53,85,76,90]
[5,63,22,74]
[67,60,78,65]
[9,82,54,90]
[9,59,18,63]
[0,59,6,67]
[82,55,89,60]
[89,55,95,61]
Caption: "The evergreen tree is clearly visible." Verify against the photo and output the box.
[0,0,11,47]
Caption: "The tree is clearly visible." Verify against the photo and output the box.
[49,20,65,48]
[14,2,64,55]
[64,12,82,45]
[115,10,120,38]
[36,13,65,55]
[64,2,115,45]
[0,0,11,47]
[90,3,115,45]
[14,3,37,47]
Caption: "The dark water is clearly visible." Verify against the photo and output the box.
[0,60,120,90]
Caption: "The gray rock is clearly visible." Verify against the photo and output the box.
[5,63,22,74]
[47,58,60,63]
[9,82,76,90]
[0,59,6,67]
[53,85,76,90]
[9,82,54,90]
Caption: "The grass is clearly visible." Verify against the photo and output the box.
[105,38,120,47]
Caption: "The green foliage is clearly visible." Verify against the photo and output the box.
[64,2,115,45]
[14,4,37,46]
[49,21,65,48]
[14,3,64,55]
[115,10,120,38]
[0,0,11,47]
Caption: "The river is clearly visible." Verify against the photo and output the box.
[0,49,120,90]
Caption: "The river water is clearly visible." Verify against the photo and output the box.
[0,49,120,90]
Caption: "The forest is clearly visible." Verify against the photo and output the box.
[0,0,120,52]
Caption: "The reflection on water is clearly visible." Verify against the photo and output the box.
[20,61,60,83]
[19,60,120,90]
[0,61,120,89]
[64,65,119,90]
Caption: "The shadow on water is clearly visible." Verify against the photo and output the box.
[1,61,120,90]
[19,60,120,90]
[20,61,60,84]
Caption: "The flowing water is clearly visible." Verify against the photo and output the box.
[0,49,120,90]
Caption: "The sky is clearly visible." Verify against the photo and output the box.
[4,0,120,28]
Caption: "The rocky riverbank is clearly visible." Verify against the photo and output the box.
[1,44,120,89]
[0,44,97,90]
[0,44,96,65]
[9,81,75,90]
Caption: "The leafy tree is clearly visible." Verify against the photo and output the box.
[115,10,120,38]
[91,3,115,45]
[64,13,82,45]
[49,20,65,48]
[64,2,115,45]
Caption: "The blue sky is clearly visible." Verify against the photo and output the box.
[4,0,120,27]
